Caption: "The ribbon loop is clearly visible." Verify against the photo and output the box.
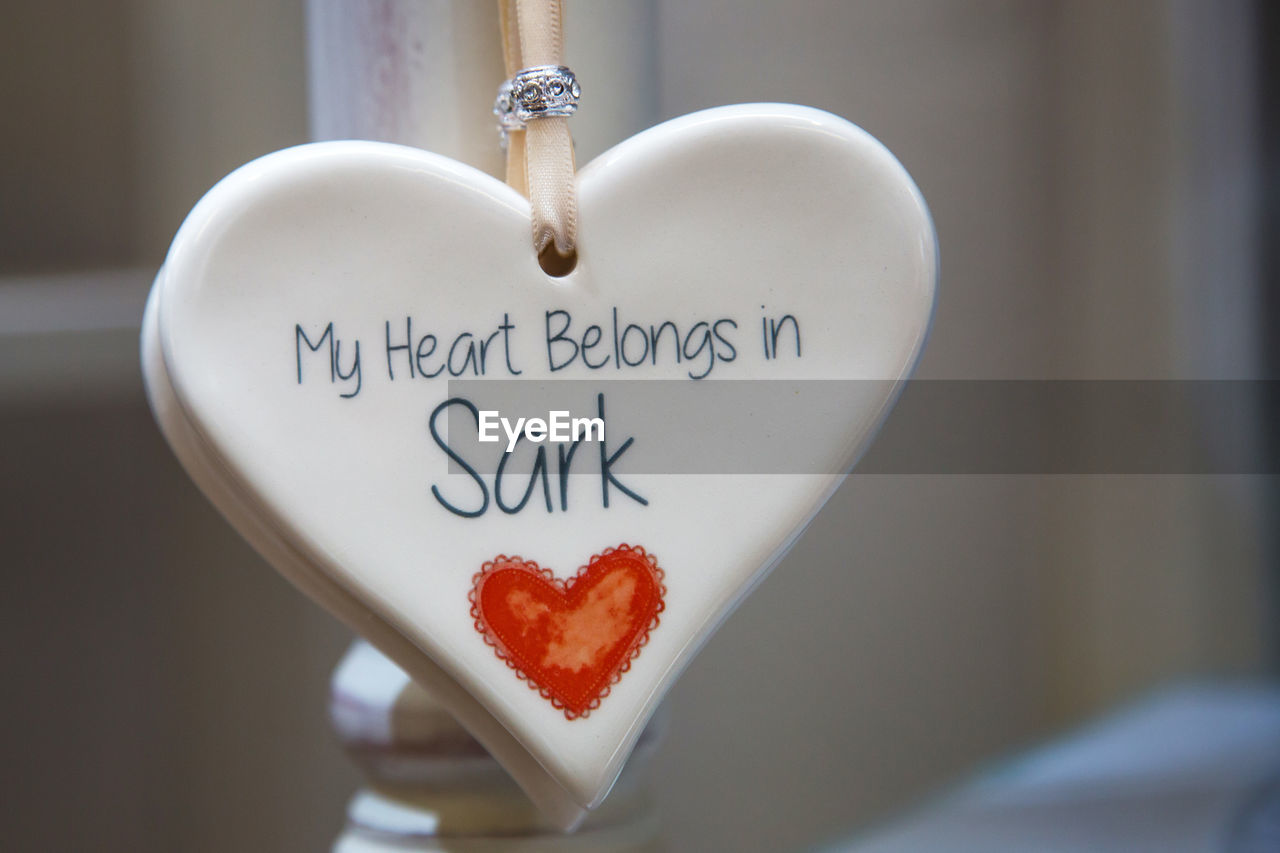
[499,0,579,266]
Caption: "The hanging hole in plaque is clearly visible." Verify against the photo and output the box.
[539,243,578,277]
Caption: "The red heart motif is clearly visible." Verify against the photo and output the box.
[470,545,666,720]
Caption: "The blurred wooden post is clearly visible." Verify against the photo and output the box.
[307,0,506,177]
[329,641,664,851]
[307,0,659,174]
[306,2,661,847]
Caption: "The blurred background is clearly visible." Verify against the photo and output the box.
[0,0,1275,850]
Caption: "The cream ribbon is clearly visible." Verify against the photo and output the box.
[500,0,578,265]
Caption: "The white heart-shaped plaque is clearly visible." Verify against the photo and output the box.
[142,104,936,829]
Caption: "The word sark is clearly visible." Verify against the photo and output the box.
[429,393,644,519]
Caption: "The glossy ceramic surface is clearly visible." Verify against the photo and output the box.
[142,104,936,829]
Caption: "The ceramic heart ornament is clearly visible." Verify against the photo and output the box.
[142,104,936,829]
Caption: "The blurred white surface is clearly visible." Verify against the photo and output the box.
[842,685,1280,852]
